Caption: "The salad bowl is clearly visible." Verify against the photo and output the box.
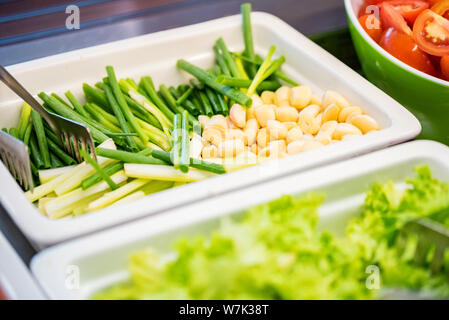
[345,0,449,145]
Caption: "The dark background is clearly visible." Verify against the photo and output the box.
[0,0,352,264]
[0,0,348,65]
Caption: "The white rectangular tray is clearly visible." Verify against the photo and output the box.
[0,231,45,299]
[0,12,420,248]
[31,140,448,300]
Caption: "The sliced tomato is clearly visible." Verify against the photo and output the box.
[380,2,413,35]
[380,28,437,75]
[440,55,449,79]
[431,0,449,19]
[428,0,445,6]
[413,9,449,56]
[384,0,429,24]
[359,14,383,42]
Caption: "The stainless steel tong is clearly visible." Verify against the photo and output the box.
[0,65,96,190]
[379,219,449,300]
[400,218,449,274]
[0,130,34,192]
[0,65,96,161]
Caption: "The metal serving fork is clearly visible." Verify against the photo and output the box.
[400,218,449,274]
[0,65,96,162]
[376,219,449,300]
[0,130,33,192]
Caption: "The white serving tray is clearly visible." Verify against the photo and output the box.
[31,140,448,300]
[0,231,45,299]
[0,12,420,248]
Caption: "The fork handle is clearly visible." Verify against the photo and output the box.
[0,65,53,124]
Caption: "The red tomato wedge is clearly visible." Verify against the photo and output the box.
[428,0,442,5]
[385,0,429,24]
[440,55,449,79]
[380,27,437,75]
[359,14,383,42]
[380,2,412,35]
[431,0,449,19]
[413,9,449,56]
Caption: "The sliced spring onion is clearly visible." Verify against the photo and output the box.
[39,165,77,184]
[80,149,119,191]
[45,170,128,219]
[124,164,215,182]
[87,178,150,212]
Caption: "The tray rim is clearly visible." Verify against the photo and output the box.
[0,231,45,300]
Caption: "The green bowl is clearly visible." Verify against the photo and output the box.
[345,0,449,145]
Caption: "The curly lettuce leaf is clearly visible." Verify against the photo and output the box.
[93,166,449,300]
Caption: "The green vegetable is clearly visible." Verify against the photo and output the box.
[264,56,286,80]
[50,153,64,168]
[179,111,189,173]
[215,76,281,91]
[81,162,124,190]
[96,148,167,165]
[8,127,19,139]
[83,83,112,112]
[84,103,122,133]
[30,110,51,168]
[120,79,170,134]
[103,83,138,151]
[65,91,89,118]
[247,45,275,96]
[232,52,299,86]
[169,87,181,99]
[198,90,213,116]
[140,76,175,122]
[188,159,225,175]
[177,59,252,107]
[51,93,72,109]
[213,45,231,77]
[29,133,44,169]
[80,149,118,191]
[23,122,33,146]
[216,38,241,78]
[170,114,182,170]
[92,166,449,300]
[17,103,32,140]
[38,92,110,143]
[106,66,148,144]
[159,84,179,114]
[124,95,162,130]
[140,147,225,175]
[176,87,193,106]
[46,138,76,166]
[234,56,249,81]
[241,3,256,77]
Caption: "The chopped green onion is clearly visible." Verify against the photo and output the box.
[177,59,252,107]
[31,110,51,168]
[17,103,32,140]
[96,148,168,165]
[180,111,190,173]
[247,46,276,96]
[241,3,257,77]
